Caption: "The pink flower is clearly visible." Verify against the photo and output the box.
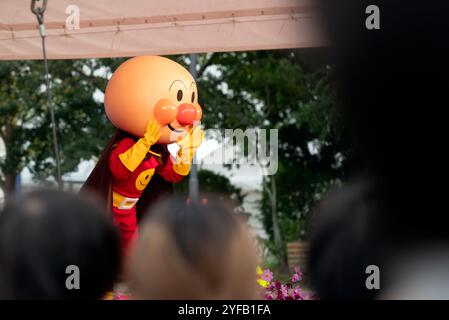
[261,269,273,282]
[293,267,303,281]
[274,281,282,290]
[291,273,300,283]
[264,293,274,300]
[279,284,289,300]
[291,288,303,300]
[259,265,316,301]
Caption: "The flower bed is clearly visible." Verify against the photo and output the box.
[257,266,317,300]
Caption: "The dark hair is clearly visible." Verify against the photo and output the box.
[309,0,449,298]
[308,177,394,299]
[149,196,240,263]
[128,195,258,299]
[319,0,449,194]
[0,190,121,299]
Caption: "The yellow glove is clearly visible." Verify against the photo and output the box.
[142,119,161,147]
[119,120,161,172]
[172,126,204,176]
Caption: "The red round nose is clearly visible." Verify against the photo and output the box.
[177,103,197,125]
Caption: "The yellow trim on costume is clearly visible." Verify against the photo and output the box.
[135,169,155,191]
[148,149,161,158]
[118,138,149,172]
[173,163,191,176]
[112,191,139,209]
[172,148,194,176]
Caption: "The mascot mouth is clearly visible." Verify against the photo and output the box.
[168,124,184,133]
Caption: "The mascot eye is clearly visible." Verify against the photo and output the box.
[177,90,183,102]
[191,92,195,103]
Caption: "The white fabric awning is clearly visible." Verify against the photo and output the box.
[0,0,324,60]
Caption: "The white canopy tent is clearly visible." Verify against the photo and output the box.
[0,0,324,60]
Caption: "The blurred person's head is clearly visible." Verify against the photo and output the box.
[309,0,449,299]
[128,195,258,299]
[318,0,449,217]
[319,0,449,184]
[0,190,121,299]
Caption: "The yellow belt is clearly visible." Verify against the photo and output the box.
[112,191,139,210]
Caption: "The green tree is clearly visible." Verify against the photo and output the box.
[194,50,348,269]
[0,59,114,203]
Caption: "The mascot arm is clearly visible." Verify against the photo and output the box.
[169,126,203,177]
[171,147,195,176]
[112,119,161,178]
[109,137,147,180]
[157,155,186,183]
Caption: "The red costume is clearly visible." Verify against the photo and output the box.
[80,55,204,256]
[109,137,183,250]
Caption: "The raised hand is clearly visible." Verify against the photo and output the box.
[143,119,161,147]
[173,126,204,168]
[177,126,204,151]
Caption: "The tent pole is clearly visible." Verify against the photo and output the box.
[188,53,199,202]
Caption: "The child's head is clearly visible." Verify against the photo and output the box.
[0,190,121,299]
[128,195,258,299]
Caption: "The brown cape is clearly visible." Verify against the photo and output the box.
[80,130,174,222]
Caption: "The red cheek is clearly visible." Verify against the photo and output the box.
[154,98,177,125]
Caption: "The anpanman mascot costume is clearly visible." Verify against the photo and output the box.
[81,56,204,253]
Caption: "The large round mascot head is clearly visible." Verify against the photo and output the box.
[104,56,202,144]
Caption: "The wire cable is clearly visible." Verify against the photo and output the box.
[31,0,63,190]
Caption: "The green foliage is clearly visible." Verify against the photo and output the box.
[195,50,348,261]
[0,59,114,192]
